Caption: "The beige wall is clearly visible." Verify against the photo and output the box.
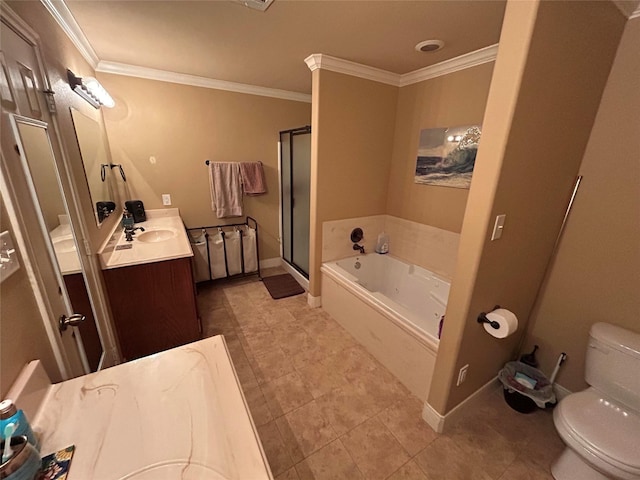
[0,199,62,396]
[524,17,640,393]
[428,0,626,413]
[387,63,494,233]
[309,70,398,295]
[98,73,311,261]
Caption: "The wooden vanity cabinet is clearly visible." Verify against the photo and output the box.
[102,257,201,361]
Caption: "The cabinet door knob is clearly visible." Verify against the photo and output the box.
[59,313,86,332]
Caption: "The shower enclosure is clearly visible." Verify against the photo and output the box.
[279,126,311,279]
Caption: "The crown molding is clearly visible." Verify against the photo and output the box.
[96,61,312,103]
[305,45,498,88]
[39,0,99,69]
[612,0,640,18]
[399,44,499,87]
[304,54,401,86]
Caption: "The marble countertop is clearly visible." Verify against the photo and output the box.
[99,209,193,270]
[22,336,273,480]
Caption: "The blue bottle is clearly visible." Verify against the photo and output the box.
[0,400,39,452]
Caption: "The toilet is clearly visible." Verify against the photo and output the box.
[552,323,640,480]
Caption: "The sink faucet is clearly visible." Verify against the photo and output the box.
[124,226,145,242]
[353,243,365,254]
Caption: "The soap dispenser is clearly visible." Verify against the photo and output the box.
[375,232,389,254]
[122,209,134,230]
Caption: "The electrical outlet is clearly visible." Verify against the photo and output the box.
[491,214,506,240]
[162,194,172,206]
[457,364,469,386]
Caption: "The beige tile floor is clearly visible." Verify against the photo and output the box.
[197,270,565,480]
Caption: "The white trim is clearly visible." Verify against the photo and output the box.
[259,257,282,270]
[96,61,312,103]
[304,54,400,87]
[307,293,321,308]
[612,0,640,18]
[422,401,446,433]
[305,45,498,88]
[554,383,572,401]
[281,261,309,291]
[399,44,499,87]
[38,0,99,68]
[422,376,500,433]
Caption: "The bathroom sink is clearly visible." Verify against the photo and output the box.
[52,237,76,253]
[135,229,177,243]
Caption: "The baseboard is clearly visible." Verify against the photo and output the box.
[554,383,571,401]
[422,376,500,433]
[307,294,322,308]
[259,257,282,269]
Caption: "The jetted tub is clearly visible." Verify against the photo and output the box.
[321,254,451,400]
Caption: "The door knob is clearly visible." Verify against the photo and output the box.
[59,313,85,332]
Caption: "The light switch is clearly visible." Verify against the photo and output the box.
[491,214,506,241]
[162,194,172,206]
[0,230,20,282]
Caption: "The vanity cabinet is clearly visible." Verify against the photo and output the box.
[103,257,201,361]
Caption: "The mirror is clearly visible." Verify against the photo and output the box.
[69,108,117,226]
[11,115,104,372]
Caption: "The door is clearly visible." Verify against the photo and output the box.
[1,10,98,376]
[280,126,311,277]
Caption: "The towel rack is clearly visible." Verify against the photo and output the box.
[204,160,262,166]
[187,216,261,283]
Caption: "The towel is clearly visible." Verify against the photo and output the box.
[239,162,267,195]
[208,162,243,218]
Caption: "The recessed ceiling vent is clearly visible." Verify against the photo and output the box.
[415,40,445,53]
[233,0,274,12]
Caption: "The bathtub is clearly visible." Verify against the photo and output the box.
[320,254,450,400]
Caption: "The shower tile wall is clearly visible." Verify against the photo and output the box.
[384,216,460,280]
[322,215,385,262]
[322,215,460,280]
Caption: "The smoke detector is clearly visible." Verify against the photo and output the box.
[234,0,274,11]
[415,40,445,53]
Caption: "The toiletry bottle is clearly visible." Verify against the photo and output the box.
[375,232,389,254]
[122,209,134,229]
[0,400,39,451]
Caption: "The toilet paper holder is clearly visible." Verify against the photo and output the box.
[477,305,502,330]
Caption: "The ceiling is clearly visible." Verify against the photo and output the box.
[65,0,507,95]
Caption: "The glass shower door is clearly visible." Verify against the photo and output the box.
[280,126,311,277]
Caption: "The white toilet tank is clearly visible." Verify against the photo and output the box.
[585,322,640,412]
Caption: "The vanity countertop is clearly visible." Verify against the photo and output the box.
[99,209,193,270]
[50,223,81,275]
[27,336,272,480]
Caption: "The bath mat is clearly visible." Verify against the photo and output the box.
[262,274,305,299]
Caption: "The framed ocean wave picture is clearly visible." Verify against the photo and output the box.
[414,125,482,188]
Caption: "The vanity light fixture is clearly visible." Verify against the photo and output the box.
[67,69,115,109]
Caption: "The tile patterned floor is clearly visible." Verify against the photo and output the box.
[197,270,564,480]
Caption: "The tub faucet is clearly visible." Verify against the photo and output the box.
[353,243,365,254]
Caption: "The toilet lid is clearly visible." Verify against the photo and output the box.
[557,389,640,472]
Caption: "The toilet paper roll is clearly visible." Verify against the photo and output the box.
[484,308,518,338]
